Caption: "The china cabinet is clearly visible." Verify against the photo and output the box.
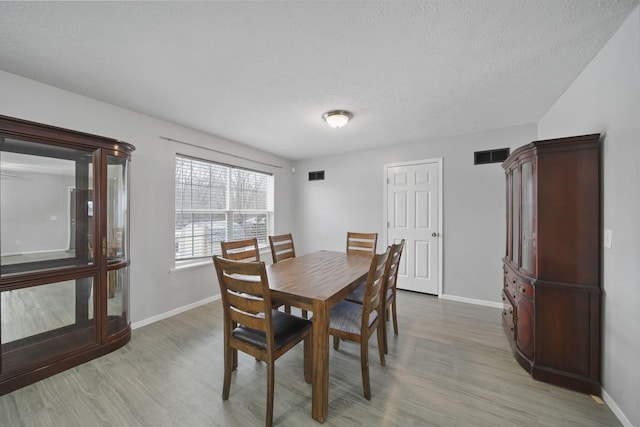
[0,115,134,394]
[502,134,601,395]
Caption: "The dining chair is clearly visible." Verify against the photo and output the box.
[346,232,378,255]
[213,256,312,427]
[343,231,378,312]
[269,233,296,263]
[222,238,290,313]
[268,233,297,316]
[346,240,405,354]
[329,246,390,400]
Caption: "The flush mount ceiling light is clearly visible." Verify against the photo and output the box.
[322,110,353,128]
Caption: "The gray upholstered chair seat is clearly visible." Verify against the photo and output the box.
[329,300,379,335]
[346,283,392,304]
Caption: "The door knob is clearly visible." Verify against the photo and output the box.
[431,232,439,237]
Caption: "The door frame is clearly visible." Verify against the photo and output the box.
[383,158,444,297]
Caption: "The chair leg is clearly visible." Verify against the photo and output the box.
[382,314,389,355]
[377,323,386,367]
[223,345,233,400]
[392,298,399,335]
[301,309,308,319]
[284,304,291,314]
[333,335,340,350]
[361,336,371,400]
[266,360,275,427]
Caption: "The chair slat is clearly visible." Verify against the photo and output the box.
[221,238,261,262]
[230,309,267,331]
[226,291,266,315]
[224,274,264,296]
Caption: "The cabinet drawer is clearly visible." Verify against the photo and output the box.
[503,267,517,300]
[516,278,534,299]
[501,290,516,340]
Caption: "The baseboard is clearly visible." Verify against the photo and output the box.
[131,295,221,330]
[440,293,502,309]
[602,388,633,427]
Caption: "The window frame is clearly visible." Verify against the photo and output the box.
[174,154,274,265]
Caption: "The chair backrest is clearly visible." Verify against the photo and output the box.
[361,247,391,329]
[346,232,378,255]
[269,233,296,263]
[383,240,405,298]
[220,238,261,262]
[213,256,274,349]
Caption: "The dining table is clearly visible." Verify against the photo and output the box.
[266,250,372,423]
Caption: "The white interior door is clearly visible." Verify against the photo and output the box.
[385,160,441,295]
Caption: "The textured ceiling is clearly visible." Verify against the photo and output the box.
[0,1,638,160]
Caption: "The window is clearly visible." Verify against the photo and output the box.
[175,155,274,261]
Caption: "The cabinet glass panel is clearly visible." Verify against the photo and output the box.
[1,277,95,373]
[511,168,520,265]
[521,161,534,272]
[0,138,94,277]
[106,155,128,264]
[107,266,129,336]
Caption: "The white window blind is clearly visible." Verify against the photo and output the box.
[175,155,274,261]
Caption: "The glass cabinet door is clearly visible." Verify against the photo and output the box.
[105,154,130,337]
[1,135,99,375]
[511,167,520,266]
[521,161,534,272]
[0,138,95,277]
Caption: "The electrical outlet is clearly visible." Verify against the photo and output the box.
[604,229,612,249]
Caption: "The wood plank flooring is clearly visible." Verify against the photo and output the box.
[0,292,621,426]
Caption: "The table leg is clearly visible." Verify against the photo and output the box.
[312,299,329,422]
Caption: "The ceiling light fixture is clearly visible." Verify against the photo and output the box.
[322,110,353,128]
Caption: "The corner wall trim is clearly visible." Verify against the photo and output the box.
[602,389,633,427]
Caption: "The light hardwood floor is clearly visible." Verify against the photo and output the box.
[0,292,621,426]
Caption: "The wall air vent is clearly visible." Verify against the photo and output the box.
[474,148,510,165]
[308,170,325,181]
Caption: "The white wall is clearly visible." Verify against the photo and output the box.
[538,7,640,427]
[292,123,537,305]
[0,70,294,324]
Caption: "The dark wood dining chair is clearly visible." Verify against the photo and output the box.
[344,231,377,312]
[222,238,290,313]
[346,240,405,354]
[268,233,296,315]
[329,246,390,400]
[346,232,378,255]
[269,233,296,263]
[213,256,312,427]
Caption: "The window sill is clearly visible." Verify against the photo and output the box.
[169,259,212,274]
[169,248,271,274]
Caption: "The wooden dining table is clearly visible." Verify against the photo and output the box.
[266,250,372,423]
